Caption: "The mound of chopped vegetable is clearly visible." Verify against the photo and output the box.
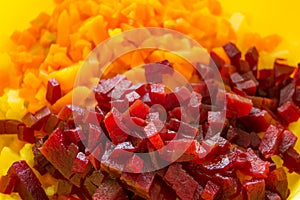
[0,0,300,200]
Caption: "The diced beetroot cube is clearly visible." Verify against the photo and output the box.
[230,72,244,85]
[226,92,252,118]
[164,163,199,200]
[191,82,209,97]
[245,148,269,178]
[17,125,35,143]
[57,104,85,122]
[131,117,147,127]
[259,125,283,157]
[240,107,275,132]
[294,85,300,106]
[160,130,177,141]
[277,101,300,123]
[149,83,166,106]
[202,153,234,173]
[200,180,220,200]
[87,123,102,150]
[129,99,150,119]
[266,167,288,199]
[144,122,164,150]
[274,59,295,85]
[250,132,261,149]
[0,175,16,194]
[227,127,251,148]
[265,190,281,200]
[243,179,265,200]
[7,160,49,200]
[233,87,247,97]
[124,91,141,105]
[57,179,74,195]
[279,81,295,106]
[64,127,82,144]
[236,79,257,96]
[207,111,226,134]
[237,60,251,74]
[83,109,104,125]
[22,112,38,129]
[39,129,85,187]
[245,46,259,76]
[212,173,238,199]
[210,51,225,69]
[167,118,198,139]
[43,114,60,134]
[125,154,144,173]
[220,64,237,84]
[94,74,126,101]
[128,83,147,97]
[46,78,62,105]
[33,106,51,130]
[161,139,200,162]
[282,148,300,174]
[223,42,241,66]
[92,179,128,200]
[72,152,89,174]
[279,130,297,154]
[104,107,129,145]
[134,172,156,198]
[108,79,132,100]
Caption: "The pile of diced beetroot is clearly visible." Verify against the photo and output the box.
[1,42,300,200]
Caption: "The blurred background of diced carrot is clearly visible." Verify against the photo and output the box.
[0,0,300,199]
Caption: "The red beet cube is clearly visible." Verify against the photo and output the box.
[124,91,141,105]
[282,148,300,174]
[240,107,275,132]
[274,59,295,85]
[245,148,269,178]
[210,51,225,69]
[129,99,150,119]
[7,160,49,200]
[237,60,251,74]
[277,101,300,123]
[266,167,288,199]
[212,173,238,199]
[22,113,38,129]
[18,125,35,143]
[201,180,220,200]
[72,152,89,174]
[108,79,132,100]
[230,72,244,85]
[149,83,166,105]
[226,92,253,118]
[144,122,164,150]
[104,107,129,145]
[164,163,199,200]
[279,130,297,154]
[125,154,144,173]
[43,114,60,133]
[46,78,62,105]
[243,179,265,200]
[83,110,104,125]
[227,127,251,148]
[207,111,226,134]
[92,179,128,200]
[259,125,283,157]
[279,81,295,106]
[57,104,85,122]
[0,175,16,194]
[94,74,126,98]
[245,46,259,75]
[236,79,257,96]
[39,129,85,187]
[223,42,241,66]
[250,132,261,149]
[64,127,82,144]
